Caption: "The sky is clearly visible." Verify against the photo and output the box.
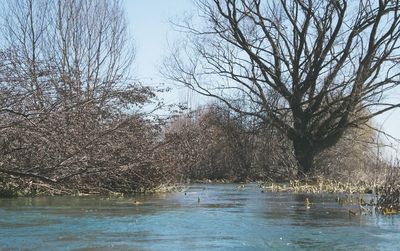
[125,0,197,107]
[125,1,400,159]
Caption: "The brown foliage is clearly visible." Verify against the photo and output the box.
[163,104,297,181]
[0,0,169,194]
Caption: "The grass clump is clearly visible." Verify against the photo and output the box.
[260,177,373,194]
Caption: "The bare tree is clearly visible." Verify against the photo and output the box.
[0,0,161,193]
[165,0,400,176]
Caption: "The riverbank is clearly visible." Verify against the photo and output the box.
[260,178,374,194]
[1,175,399,215]
[0,176,389,197]
[260,179,400,215]
[0,175,183,198]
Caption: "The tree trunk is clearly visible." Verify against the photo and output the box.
[293,138,315,177]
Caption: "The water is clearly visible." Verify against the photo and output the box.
[0,184,399,251]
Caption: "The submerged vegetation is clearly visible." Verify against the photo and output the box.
[378,185,400,215]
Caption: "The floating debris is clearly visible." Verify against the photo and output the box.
[304,198,311,209]
[348,209,357,216]
[237,184,245,190]
[132,200,143,206]
[382,207,398,215]
[359,205,372,215]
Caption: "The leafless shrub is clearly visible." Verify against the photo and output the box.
[0,0,167,194]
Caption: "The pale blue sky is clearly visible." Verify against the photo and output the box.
[125,0,193,81]
[125,0,196,106]
[125,1,400,159]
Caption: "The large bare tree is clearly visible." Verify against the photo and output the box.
[165,0,400,176]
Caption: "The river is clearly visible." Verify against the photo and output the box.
[0,183,399,250]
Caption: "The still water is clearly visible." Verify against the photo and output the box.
[0,184,399,250]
